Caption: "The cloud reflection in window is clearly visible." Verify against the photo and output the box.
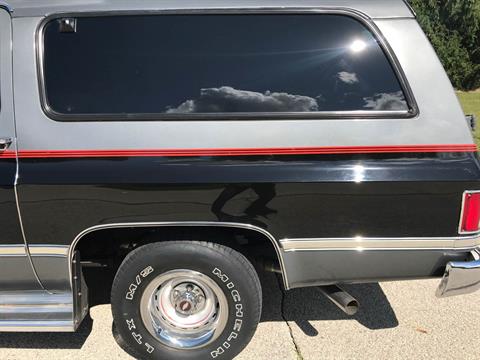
[362,91,408,111]
[166,86,320,113]
[337,71,359,85]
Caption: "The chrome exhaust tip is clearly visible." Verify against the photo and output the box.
[318,285,359,316]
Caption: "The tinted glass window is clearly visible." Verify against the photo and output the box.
[43,14,409,117]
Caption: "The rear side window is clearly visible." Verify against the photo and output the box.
[41,14,411,119]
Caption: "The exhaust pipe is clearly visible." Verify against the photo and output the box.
[318,285,359,316]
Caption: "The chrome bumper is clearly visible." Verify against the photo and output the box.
[436,249,480,298]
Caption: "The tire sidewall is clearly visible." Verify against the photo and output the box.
[111,242,260,360]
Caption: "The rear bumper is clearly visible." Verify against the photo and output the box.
[436,248,480,297]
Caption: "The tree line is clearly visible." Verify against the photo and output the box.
[410,0,480,90]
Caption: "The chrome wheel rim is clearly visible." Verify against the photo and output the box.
[140,269,228,349]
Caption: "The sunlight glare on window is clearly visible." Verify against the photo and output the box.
[350,39,367,53]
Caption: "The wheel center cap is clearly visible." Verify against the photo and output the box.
[179,300,192,312]
[171,283,206,316]
[175,293,198,315]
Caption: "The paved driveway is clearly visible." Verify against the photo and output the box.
[0,271,479,359]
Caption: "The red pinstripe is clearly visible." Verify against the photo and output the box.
[0,144,477,158]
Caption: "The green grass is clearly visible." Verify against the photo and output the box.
[457,90,480,145]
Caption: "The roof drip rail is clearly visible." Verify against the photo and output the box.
[0,2,12,13]
[402,0,417,17]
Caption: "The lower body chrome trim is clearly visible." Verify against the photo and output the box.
[0,291,74,332]
[280,234,480,251]
[0,320,73,332]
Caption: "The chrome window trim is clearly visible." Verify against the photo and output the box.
[68,221,480,292]
[68,221,289,289]
[458,190,480,235]
[280,234,480,252]
[35,7,419,122]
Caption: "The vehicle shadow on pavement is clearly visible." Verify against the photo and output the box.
[0,316,93,349]
[0,268,398,349]
[258,271,399,336]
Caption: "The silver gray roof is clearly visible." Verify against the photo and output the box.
[3,0,415,19]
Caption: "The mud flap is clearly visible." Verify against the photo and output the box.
[72,250,89,329]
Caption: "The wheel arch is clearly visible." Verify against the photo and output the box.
[69,221,288,290]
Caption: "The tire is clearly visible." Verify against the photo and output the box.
[111,241,262,360]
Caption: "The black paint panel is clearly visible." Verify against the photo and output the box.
[0,159,41,291]
[17,152,480,247]
[0,159,25,245]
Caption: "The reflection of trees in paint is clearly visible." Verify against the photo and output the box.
[212,184,277,227]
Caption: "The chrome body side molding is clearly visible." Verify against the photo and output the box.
[69,222,480,292]
[0,244,69,256]
[280,234,480,252]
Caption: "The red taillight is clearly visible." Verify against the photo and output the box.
[460,192,480,233]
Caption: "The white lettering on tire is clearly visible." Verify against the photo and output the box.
[211,347,224,358]
[126,318,136,330]
[210,267,245,358]
[124,266,157,355]
[125,266,154,301]
[145,343,155,354]
[132,332,143,344]
[140,266,154,278]
[125,284,137,300]
[126,318,155,354]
